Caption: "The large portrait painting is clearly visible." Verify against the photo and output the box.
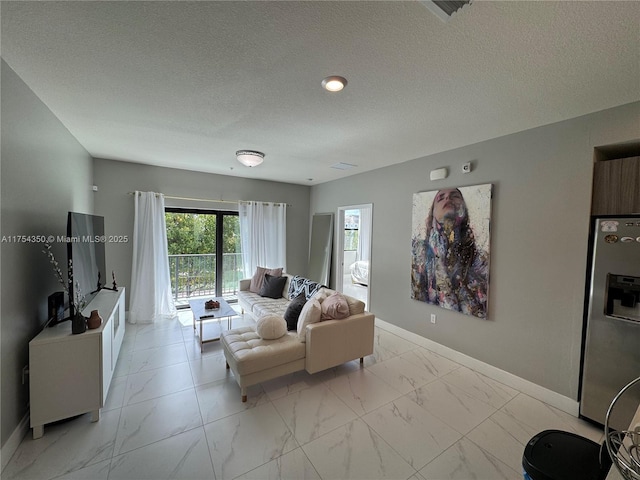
[411,184,492,319]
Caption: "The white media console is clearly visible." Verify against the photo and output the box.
[29,288,126,439]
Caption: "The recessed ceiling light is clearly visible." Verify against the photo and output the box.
[322,76,347,92]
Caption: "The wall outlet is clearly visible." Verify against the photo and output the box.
[430,314,436,324]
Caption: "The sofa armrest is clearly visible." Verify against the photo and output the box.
[304,313,375,374]
[239,278,251,291]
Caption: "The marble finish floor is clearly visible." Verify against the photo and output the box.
[3,310,604,480]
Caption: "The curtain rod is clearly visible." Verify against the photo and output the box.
[127,192,290,206]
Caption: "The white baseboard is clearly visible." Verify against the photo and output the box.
[1,412,29,474]
[375,317,579,417]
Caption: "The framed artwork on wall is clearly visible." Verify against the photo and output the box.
[411,183,492,319]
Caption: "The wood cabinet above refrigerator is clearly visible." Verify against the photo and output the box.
[591,156,640,216]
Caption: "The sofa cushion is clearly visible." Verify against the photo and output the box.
[297,298,321,342]
[288,275,323,300]
[320,291,350,320]
[237,290,262,311]
[221,327,305,376]
[240,289,285,309]
[253,300,288,319]
[284,292,307,331]
[249,267,283,293]
[256,315,287,339]
[259,273,287,299]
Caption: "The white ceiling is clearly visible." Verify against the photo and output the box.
[2,1,639,185]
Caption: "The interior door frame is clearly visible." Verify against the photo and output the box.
[335,203,373,308]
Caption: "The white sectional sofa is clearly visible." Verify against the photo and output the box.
[223,273,375,401]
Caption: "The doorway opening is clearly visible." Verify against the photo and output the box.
[165,208,241,307]
[336,204,372,310]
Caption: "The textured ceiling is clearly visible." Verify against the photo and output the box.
[2,1,639,185]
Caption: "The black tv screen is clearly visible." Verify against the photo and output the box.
[67,212,106,317]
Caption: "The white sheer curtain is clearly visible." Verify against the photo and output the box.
[129,191,177,324]
[238,201,287,277]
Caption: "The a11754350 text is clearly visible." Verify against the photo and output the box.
[1,235,129,243]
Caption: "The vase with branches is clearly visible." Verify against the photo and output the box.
[43,242,87,333]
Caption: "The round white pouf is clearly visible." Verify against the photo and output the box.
[256,315,287,340]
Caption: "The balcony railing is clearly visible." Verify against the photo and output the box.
[168,253,244,302]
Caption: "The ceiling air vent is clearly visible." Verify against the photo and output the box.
[330,162,357,170]
[419,1,471,22]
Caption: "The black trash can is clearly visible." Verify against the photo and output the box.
[522,430,611,480]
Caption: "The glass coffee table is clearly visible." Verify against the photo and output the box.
[188,297,237,352]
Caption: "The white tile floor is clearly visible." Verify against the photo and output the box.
[3,309,604,480]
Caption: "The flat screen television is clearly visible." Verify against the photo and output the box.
[67,212,106,317]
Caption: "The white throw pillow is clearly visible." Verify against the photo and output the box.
[256,315,287,340]
[296,298,321,342]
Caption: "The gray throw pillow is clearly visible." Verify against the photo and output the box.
[284,292,307,330]
[258,273,287,299]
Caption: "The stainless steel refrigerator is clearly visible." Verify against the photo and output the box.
[580,216,640,430]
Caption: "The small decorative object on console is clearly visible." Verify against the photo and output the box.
[205,300,220,309]
[103,270,118,291]
[71,313,87,334]
[87,310,102,329]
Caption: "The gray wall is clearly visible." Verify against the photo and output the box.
[1,60,94,448]
[311,101,640,400]
[92,159,311,309]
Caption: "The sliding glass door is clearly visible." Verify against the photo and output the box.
[165,208,241,305]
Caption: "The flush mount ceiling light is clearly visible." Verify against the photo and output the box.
[321,76,348,92]
[236,150,265,167]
